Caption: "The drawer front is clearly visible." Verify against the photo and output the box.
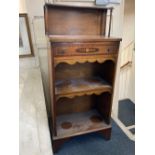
[52,42,119,57]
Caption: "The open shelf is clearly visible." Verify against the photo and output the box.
[55,90,112,139]
[54,61,114,139]
[55,110,111,139]
[55,77,112,99]
[55,61,115,99]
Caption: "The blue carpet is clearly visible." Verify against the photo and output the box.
[55,120,135,155]
[118,99,135,127]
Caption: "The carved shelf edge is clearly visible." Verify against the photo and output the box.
[54,56,116,66]
[55,88,112,101]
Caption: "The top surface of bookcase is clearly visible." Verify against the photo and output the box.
[44,4,112,36]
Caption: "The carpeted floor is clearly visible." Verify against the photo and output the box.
[54,120,135,155]
[118,99,135,127]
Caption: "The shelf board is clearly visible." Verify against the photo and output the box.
[45,3,113,11]
[55,77,112,99]
[49,35,122,42]
[54,110,111,140]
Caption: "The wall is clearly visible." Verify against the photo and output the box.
[119,42,135,102]
[19,0,27,13]
[112,0,134,117]
[119,0,135,102]
[19,0,51,113]
[122,0,135,48]
[19,0,125,115]
[19,0,39,69]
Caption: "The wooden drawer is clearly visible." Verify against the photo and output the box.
[52,42,119,57]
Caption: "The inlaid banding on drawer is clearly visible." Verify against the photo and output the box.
[52,43,119,57]
[76,48,99,53]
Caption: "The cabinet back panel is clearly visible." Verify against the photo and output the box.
[56,95,96,115]
[95,92,112,123]
[44,5,107,35]
[99,60,115,84]
[55,62,97,80]
[56,92,112,122]
[55,61,115,84]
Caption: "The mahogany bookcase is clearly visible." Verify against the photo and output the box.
[44,3,121,152]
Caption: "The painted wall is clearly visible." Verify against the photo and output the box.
[122,0,135,48]
[19,0,39,69]
[19,0,27,13]
[112,0,135,117]
[119,0,135,102]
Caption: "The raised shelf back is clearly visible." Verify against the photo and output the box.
[44,4,111,36]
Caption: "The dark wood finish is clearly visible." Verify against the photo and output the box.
[44,4,121,152]
[48,43,57,136]
[55,77,112,98]
[52,128,111,153]
[52,42,119,57]
[96,92,112,124]
[52,138,70,153]
[55,110,111,139]
[56,96,96,115]
[49,35,122,42]
[44,4,114,36]
[45,3,113,10]
[99,127,112,140]
[99,60,115,84]
[55,62,113,99]
[19,13,34,58]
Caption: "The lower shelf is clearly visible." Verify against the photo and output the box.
[55,77,112,99]
[54,110,111,140]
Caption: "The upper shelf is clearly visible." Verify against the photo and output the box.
[55,77,112,100]
[48,35,122,43]
[44,3,113,10]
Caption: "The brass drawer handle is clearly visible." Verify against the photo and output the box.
[76,48,99,53]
